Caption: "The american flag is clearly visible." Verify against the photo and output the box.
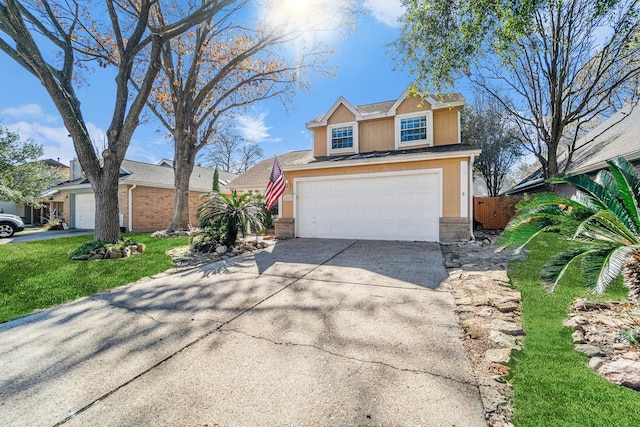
[264,157,286,209]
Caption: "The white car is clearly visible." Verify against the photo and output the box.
[0,213,25,238]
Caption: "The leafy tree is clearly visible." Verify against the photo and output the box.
[212,168,220,192]
[498,157,640,304]
[0,0,234,242]
[461,96,522,196]
[130,0,359,233]
[0,127,62,206]
[395,0,640,181]
[204,130,263,173]
[197,190,265,247]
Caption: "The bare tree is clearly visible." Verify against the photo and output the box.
[461,96,522,197]
[131,0,359,232]
[203,130,263,173]
[396,0,640,181]
[0,0,234,242]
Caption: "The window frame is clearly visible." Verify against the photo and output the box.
[395,111,433,149]
[327,122,358,155]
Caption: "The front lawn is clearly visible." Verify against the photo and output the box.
[508,233,640,426]
[0,233,188,323]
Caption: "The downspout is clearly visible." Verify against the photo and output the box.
[128,184,137,232]
[468,154,475,241]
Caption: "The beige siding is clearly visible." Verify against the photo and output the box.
[434,108,461,146]
[327,104,356,124]
[359,117,395,152]
[313,127,327,157]
[282,157,465,218]
[396,95,431,115]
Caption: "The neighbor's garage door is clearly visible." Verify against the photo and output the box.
[296,171,440,242]
[74,193,95,229]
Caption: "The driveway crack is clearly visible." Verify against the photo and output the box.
[223,328,477,388]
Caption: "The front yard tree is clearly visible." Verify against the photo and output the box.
[0,0,234,242]
[461,96,522,197]
[395,0,640,180]
[131,0,358,233]
[0,127,62,206]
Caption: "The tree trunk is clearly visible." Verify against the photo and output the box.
[168,135,197,232]
[92,168,122,242]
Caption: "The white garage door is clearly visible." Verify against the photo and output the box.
[296,171,440,242]
[74,193,95,229]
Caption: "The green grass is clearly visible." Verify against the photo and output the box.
[508,233,640,426]
[0,233,188,323]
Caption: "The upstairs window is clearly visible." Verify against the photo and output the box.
[331,125,353,149]
[327,122,358,154]
[395,111,433,148]
[400,116,427,142]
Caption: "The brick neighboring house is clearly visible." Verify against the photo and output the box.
[57,159,237,231]
[506,103,640,197]
[263,88,480,242]
[0,158,70,225]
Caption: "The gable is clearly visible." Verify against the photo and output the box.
[395,95,431,115]
[327,104,356,124]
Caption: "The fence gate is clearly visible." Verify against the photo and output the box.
[473,197,518,230]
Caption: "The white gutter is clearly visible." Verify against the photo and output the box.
[283,149,482,172]
[469,154,475,241]
[128,184,137,232]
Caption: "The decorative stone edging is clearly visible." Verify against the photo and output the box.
[441,233,525,427]
[564,299,640,391]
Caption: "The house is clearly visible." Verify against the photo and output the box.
[229,150,313,197]
[57,159,237,231]
[506,104,640,196]
[270,89,480,242]
[0,158,70,225]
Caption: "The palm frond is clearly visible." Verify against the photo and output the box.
[607,157,640,234]
[541,246,594,292]
[586,245,634,294]
[575,210,640,245]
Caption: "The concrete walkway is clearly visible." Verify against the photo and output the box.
[0,239,485,426]
[0,228,93,244]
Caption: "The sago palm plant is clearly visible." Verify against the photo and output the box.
[499,157,640,303]
[197,190,265,247]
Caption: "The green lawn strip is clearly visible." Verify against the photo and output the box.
[508,233,640,426]
[0,233,188,323]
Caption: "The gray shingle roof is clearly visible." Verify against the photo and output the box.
[229,150,314,189]
[307,93,465,125]
[506,104,640,194]
[58,159,238,192]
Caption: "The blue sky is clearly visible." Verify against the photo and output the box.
[0,1,473,168]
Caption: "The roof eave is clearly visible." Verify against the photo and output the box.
[282,149,482,172]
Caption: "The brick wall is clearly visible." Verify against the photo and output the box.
[131,186,208,231]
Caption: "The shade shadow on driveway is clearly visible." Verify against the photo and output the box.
[0,238,485,426]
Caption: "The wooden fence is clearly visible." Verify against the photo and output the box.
[473,196,519,230]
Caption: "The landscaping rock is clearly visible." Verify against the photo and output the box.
[489,319,525,336]
[106,247,122,259]
[486,348,512,363]
[489,330,520,349]
[589,357,605,370]
[215,245,227,255]
[599,359,640,390]
[136,243,146,253]
[572,330,586,344]
[575,344,605,358]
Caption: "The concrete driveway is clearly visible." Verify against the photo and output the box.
[0,228,93,244]
[0,239,485,426]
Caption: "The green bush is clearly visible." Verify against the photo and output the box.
[67,238,139,260]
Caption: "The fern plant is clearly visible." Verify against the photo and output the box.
[499,156,640,303]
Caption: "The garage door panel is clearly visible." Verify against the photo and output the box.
[297,171,440,242]
[75,193,95,229]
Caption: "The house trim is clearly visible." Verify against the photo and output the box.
[283,149,482,172]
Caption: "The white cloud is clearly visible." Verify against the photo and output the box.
[0,103,58,123]
[4,121,76,166]
[236,112,272,143]
[364,0,404,28]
